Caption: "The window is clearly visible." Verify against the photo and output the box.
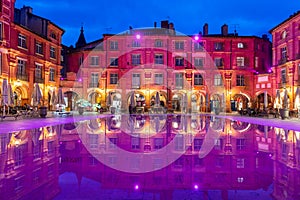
[214,58,224,68]
[49,68,55,81]
[131,136,140,149]
[17,59,26,75]
[155,54,164,64]
[109,138,117,149]
[175,73,184,88]
[281,69,287,83]
[214,139,223,150]
[155,39,163,47]
[214,74,222,86]
[281,47,287,60]
[50,46,56,59]
[0,23,2,41]
[35,42,43,55]
[236,75,245,86]
[88,134,98,149]
[175,41,184,50]
[132,40,140,47]
[132,73,141,88]
[194,58,204,67]
[154,73,163,85]
[214,42,224,50]
[90,56,99,66]
[255,57,258,68]
[236,158,245,168]
[237,43,244,48]
[132,54,141,65]
[35,64,42,80]
[174,135,184,151]
[154,138,163,149]
[110,73,118,84]
[50,32,57,40]
[47,141,54,155]
[18,34,27,49]
[175,57,184,66]
[236,57,245,67]
[79,56,84,66]
[110,41,118,50]
[236,139,245,150]
[194,41,204,51]
[90,73,99,87]
[194,74,203,86]
[110,58,118,66]
[194,139,203,151]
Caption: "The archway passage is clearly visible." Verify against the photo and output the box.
[191,93,206,112]
[256,93,272,110]
[231,94,249,111]
[89,92,102,111]
[64,91,79,111]
[171,93,182,112]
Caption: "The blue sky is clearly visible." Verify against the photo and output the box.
[15,0,300,46]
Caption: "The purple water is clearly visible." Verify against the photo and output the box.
[0,114,298,200]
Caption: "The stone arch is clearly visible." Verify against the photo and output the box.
[64,91,79,111]
[150,91,167,108]
[232,93,249,111]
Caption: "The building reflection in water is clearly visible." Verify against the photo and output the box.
[0,115,300,199]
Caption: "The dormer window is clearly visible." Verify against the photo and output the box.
[281,30,287,39]
[50,32,57,40]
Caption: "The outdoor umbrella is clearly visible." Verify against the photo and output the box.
[294,87,300,109]
[8,84,14,106]
[51,90,57,105]
[32,83,42,107]
[155,92,160,106]
[130,92,136,107]
[57,88,66,106]
[264,91,268,109]
[181,93,188,112]
[274,90,282,109]
[283,89,289,109]
[1,79,8,115]
[106,92,112,107]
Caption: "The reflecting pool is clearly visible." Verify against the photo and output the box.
[0,114,299,199]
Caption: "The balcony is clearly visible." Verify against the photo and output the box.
[89,83,99,88]
[34,77,44,84]
[16,73,29,81]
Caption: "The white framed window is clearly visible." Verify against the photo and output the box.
[236,139,245,150]
[110,41,118,50]
[214,42,224,50]
[131,136,140,149]
[214,74,222,86]
[132,73,141,88]
[236,74,245,86]
[90,56,99,66]
[155,54,163,64]
[88,134,98,149]
[194,58,204,67]
[194,41,204,51]
[49,68,55,81]
[18,34,27,49]
[17,59,26,75]
[236,57,245,67]
[90,73,99,87]
[154,73,163,85]
[194,74,203,85]
[281,68,287,83]
[35,64,43,79]
[50,46,56,59]
[175,57,184,66]
[175,41,184,50]
[281,46,287,59]
[175,73,184,88]
[214,58,224,68]
[132,54,141,65]
[132,40,140,47]
[35,41,43,55]
[110,73,118,84]
[236,158,245,168]
[155,39,163,47]
[110,58,118,66]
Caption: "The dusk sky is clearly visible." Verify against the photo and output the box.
[15,0,300,46]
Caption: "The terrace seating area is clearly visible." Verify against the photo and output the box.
[238,108,281,119]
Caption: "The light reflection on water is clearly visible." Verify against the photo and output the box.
[0,115,299,200]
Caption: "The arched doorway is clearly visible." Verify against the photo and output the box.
[191,93,206,113]
[256,93,271,110]
[14,87,25,106]
[171,93,183,112]
[64,91,79,111]
[210,94,221,112]
[150,91,167,108]
[89,92,101,111]
[231,94,249,111]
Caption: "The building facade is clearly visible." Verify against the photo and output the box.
[63,22,272,113]
[270,11,300,111]
[0,2,64,109]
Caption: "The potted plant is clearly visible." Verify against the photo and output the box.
[39,105,48,118]
[279,90,289,120]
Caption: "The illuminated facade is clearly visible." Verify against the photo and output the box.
[63,22,272,113]
[270,11,300,110]
[0,2,64,108]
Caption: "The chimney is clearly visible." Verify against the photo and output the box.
[262,34,269,40]
[221,24,228,36]
[161,20,169,29]
[20,6,33,27]
[169,22,174,30]
[203,23,208,36]
[154,22,157,28]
